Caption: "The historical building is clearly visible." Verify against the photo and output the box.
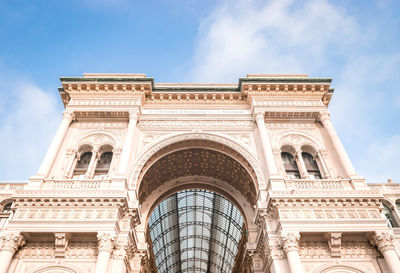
[0,73,399,273]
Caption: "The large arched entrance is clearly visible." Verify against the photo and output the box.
[135,138,260,272]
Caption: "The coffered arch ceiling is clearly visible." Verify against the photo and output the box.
[137,140,258,207]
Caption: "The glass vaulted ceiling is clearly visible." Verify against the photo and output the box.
[148,190,245,273]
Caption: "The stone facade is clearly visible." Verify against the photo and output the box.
[0,73,399,273]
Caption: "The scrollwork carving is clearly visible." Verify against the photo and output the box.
[280,231,300,253]
[97,232,116,252]
[369,230,396,252]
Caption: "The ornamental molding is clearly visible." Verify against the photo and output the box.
[300,241,380,260]
[74,111,130,119]
[252,99,324,107]
[274,131,322,152]
[138,120,255,130]
[130,132,266,191]
[278,208,381,221]
[71,122,127,129]
[69,98,142,106]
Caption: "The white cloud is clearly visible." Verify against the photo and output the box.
[0,71,61,180]
[191,0,359,82]
[190,0,400,181]
[358,135,400,183]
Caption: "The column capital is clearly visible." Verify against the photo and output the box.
[255,111,265,122]
[63,110,75,121]
[318,110,330,122]
[0,231,25,253]
[97,232,116,252]
[112,242,128,260]
[128,110,139,121]
[369,230,396,252]
[280,231,300,253]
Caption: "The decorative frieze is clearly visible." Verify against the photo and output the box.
[299,240,381,259]
[13,208,119,222]
[278,208,381,221]
[138,120,255,130]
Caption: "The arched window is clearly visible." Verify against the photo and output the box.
[302,152,321,179]
[0,202,12,230]
[281,152,300,179]
[94,152,113,175]
[73,151,92,176]
[382,204,398,228]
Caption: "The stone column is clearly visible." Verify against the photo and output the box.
[369,231,400,273]
[280,232,303,273]
[37,110,74,177]
[255,112,279,177]
[316,150,330,178]
[63,148,77,178]
[111,242,128,273]
[95,232,116,273]
[0,232,24,273]
[318,111,356,178]
[295,151,309,179]
[86,148,99,178]
[117,110,139,176]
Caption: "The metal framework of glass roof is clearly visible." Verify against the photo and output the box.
[148,190,245,273]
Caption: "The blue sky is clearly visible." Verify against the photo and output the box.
[0,0,399,182]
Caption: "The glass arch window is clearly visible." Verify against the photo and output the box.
[95,152,113,175]
[281,152,300,179]
[382,204,398,228]
[148,189,245,273]
[302,152,322,179]
[0,202,12,230]
[73,151,92,176]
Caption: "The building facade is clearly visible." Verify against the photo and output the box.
[0,73,399,273]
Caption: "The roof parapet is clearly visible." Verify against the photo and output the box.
[246,74,309,78]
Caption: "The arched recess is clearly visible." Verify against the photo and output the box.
[26,263,87,273]
[312,263,372,273]
[130,132,266,191]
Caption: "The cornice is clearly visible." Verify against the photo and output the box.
[58,74,334,107]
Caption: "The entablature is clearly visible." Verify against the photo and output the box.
[59,74,334,109]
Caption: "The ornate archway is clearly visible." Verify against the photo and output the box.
[134,136,260,273]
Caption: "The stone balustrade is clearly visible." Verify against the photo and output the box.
[284,179,351,190]
[42,179,112,190]
[0,183,26,192]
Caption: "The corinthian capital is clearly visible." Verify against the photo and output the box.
[97,232,116,252]
[0,231,25,253]
[129,110,139,121]
[63,110,75,121]
[255,111,265,122]
[318,110,330,122]
[280,231,300,253]
[369,230,395,252]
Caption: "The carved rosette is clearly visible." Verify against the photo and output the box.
[97,232,116,253]
[280,232,300,253]
[369,231,396,252]
[0,231,25,253]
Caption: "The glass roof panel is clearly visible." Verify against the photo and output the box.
[149,189,244,273]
